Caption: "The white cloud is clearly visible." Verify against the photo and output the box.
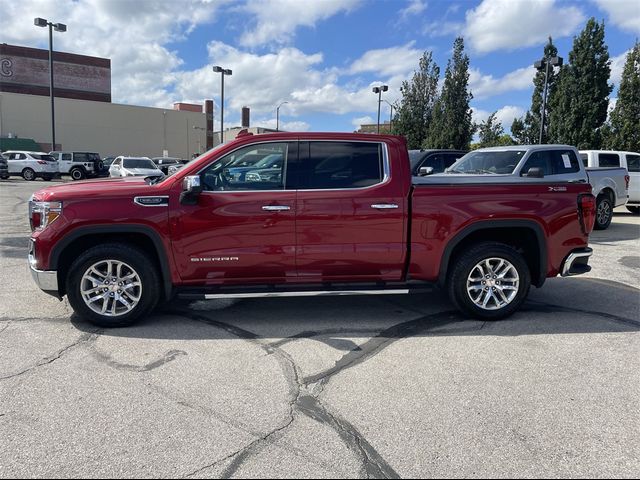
[422,21,463,38]
[349,42,423,77]
[610,50,630,88]
[464,0,585,54]
[469,66,534,100]
[593,0,640,34]
[472,105,525,131]
[399,0,427,21]
[239,0,362,47]
[352,116,375,129]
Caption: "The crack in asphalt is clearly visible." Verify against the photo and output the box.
[0,331,100,381]
[0,321,11,337]
[525,301,640,328]
[171,308,472,479]
[90,348,188,372]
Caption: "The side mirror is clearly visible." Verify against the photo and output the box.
[419,166,434,176]
[180,175,202,205]
[525,167,544,178]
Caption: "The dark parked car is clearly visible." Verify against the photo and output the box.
[409,149,467,175]
[152,157,183,175]
[0,152,9,179]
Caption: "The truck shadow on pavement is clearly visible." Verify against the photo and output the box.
[590,218,640,243]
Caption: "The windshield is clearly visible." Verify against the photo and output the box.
[124,159,157,169]
[448,150,526,174]
[253,154,283,168]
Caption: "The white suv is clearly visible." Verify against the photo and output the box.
[3,151,59,181]
[109,156,163,178]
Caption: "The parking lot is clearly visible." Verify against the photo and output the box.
[1,178,638,478]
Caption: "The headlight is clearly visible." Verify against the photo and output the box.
[29,200,62,231]
[245,171,261,182]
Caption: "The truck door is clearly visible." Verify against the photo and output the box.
[293,140,406,282]
[170,141,297,285]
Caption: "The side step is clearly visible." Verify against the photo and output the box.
[177,283,433,300]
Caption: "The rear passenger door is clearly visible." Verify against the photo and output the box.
[293,141,406,282]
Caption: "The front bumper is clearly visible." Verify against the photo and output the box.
[29,252,60,297]
[560,248,593,277]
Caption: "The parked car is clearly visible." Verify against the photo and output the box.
[152,157,183,175]
[580,150,640,215]
[0,152,9,179]
[224,152,284,182]
[3,150,59,181]
[434,145,628,230]
[28,133,596,328]
[98,156,116,177]
[49,151,103,180]
[410,149,467,175]
[109,156,163,178]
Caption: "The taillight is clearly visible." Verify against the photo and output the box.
[578,194,596,235]
[625,174,630,191]
[37,160,47,165]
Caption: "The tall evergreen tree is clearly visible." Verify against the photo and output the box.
[477,112,504,147]
[548,18,613,148]
[513,37,559,144]
[510,117,526,144]
[425,37,474,149]
[606,41,640,151]
[392,51,440,149]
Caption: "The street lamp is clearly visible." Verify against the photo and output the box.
[34,17,66,150]
[372,85,388,134]
[212,65,232,145]
[383,99,394,133]
[534,55,563,144]
[276,101,288,132]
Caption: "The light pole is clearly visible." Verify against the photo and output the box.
[276,101,288,132]
[383,99,394,133]
[212,66,232,144]
[372,85,388,134]
[534,55,563,144]
[34,17,66,151]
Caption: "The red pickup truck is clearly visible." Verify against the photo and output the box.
[28,132,596,327]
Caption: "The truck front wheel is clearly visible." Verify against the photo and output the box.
[66,243,160,327]
[448,242,531,320]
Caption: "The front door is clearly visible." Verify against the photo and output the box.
[294,140,406,282]
[171,141,297,285]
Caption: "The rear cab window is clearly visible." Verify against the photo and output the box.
[597,153,620,167]
[626,154,640,172]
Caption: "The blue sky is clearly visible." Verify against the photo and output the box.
[2,0,638,134]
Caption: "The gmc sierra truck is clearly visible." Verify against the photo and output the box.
[28,132,596,327]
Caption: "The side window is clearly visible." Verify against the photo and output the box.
[550,149,580,174]
[443,153,461,170]
[200,142,290,191]
[18,153,27,160]
[522,151,550,176]
[299,142,383,189]
[74,153,89,163]
[422,154,444,173]
[62,153,72,161]
[626,154,640,173]
[579,153,588,167]
[114,158,122,166]
[598,153,620,167]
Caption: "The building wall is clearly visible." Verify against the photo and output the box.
[0,92,208,158]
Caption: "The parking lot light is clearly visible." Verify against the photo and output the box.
[212,66,232,145]
[372,85,389,134]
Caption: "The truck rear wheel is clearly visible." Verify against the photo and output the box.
[22,168,36,181]
[70,167,86,180]
[594,195,613,230]
[66,243,160,327]
[448,242,531,320]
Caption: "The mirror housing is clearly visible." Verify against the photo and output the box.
[180,175,202,205]
[525,167,544,178]
[419,166,434,176]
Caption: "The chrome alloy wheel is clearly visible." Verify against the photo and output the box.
[597,200,611,226]
[466,257,520,311]
[80,260,142,316]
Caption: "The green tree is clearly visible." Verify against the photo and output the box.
[477,111,503,147]
[606,41,640,151]
[392,51,440,149]
[548,18,613,148]
[512,37,560,144]
[425,37,474,149]
[510,117,526,144]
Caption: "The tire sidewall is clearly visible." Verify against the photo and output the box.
[448,243,531,320]
[594,195,613,230]
[22,168,35,181]
[66,244,160,327]
[70,168,85,181]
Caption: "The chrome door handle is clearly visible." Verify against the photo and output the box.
[262,205,291,211]
[371,204,399,209]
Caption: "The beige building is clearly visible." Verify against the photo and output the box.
[0,92,209,158]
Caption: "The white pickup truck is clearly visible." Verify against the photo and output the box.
[580,150,639,216]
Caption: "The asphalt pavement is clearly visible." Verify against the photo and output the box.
[1,178,638,478]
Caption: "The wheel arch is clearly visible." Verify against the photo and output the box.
[50,225,173,300]
[438,220,547,289]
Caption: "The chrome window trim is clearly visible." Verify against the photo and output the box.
[198,139,390,194]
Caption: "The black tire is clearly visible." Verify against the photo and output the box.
[594,195,613,230]
[22,168,36,181]
[626,206,640,215]
[447,242,531,320]
[0,176,9,180]
[66,243,161,327]
[70,167,86,180]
